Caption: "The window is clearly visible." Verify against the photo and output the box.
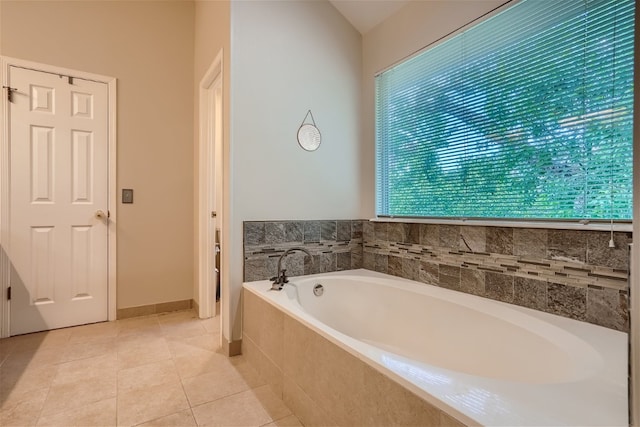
[375,0,634,220]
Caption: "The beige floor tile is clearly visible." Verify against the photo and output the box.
[0,363,57,398]
[0,389,47,427]
[118,326,164,342]
[160,321,207,339]
[2,346,65,370]
[117,380,190,426]
[116,332,164,353]
[168,342,215,361]
[117,358,180,394]
[59,337,117,363]
[173,350,233,379]
[200,317,221,334]
[40,376,116,416]
[191,387,283,427]
[166,334,220,359]
[117,336,172,370]
[0,346,10,367]
[250,385,292,422]
[136,409,197,427]
[9,328,72,352]
[68,321,119,344]
[263,414,303,427]
[1,336,21,351]
[182,364,261,407]
[0,336,18,355]
[230,361,269,398]
[52,353,117,386]
[0,386,48,413]
[36,397,116,426]
[117,316,162,338]
[0,314,294,427]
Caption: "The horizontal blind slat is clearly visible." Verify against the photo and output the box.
[376,0,634,220]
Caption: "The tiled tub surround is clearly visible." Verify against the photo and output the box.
[363,222,631,332]
[245,220,630,331]
[243,220,364,282]
[242,272,627,426]
[242,286,466,427]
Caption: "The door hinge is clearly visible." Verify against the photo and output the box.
[7,286,11,301]
[58,74,73,85]
[2,86,17,103]
[211,211,217,218]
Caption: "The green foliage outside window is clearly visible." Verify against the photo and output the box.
[376,0,634,220]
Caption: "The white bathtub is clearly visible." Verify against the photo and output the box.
[243,269,628,426]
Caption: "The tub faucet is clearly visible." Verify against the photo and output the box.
[271,247,313,290]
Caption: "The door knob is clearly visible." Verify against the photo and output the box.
[95,210,106,219]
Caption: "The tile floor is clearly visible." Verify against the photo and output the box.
[0,310,302,426]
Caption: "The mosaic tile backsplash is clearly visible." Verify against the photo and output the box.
[243,220,630,332]
[243,220,364,282]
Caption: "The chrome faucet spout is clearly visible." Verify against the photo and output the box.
[270,247,314,290]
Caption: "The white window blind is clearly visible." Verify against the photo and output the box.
[375,0,634,220]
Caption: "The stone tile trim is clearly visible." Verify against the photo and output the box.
[364,240,628,291]
[245,241,358,259]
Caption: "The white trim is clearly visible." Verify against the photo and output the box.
[0,56,117,337]
[198,50,223,319]
[107,78,117,321]
[370,217,633,233]
[631,5,640,421]
[1,59,10,338]
[374,0,518,77]
[630,244,638,426]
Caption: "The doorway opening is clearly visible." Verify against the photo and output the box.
[197,50,224,330]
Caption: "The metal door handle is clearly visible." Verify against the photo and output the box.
[95,210,106,219]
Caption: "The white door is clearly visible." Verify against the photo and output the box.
[8,66,109,335]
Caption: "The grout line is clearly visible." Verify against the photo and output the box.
[33,383,53,427]
[188,407,199,426]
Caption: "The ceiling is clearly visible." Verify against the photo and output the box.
[329,0,409,34]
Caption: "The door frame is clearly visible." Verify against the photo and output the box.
[0,57,117,338]
[197,50,223,319]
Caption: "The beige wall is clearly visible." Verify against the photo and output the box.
[228,0,363,340]
[1,1,196,309]
[361,0,505,217]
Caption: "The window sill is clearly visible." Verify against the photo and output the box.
[370,217,633,233]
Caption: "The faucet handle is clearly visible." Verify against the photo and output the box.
[280,269,289,283]
[270,269,288,285]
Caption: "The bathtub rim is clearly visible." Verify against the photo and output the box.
[243,269,627,427]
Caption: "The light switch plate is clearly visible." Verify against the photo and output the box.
[122,189,133,204]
